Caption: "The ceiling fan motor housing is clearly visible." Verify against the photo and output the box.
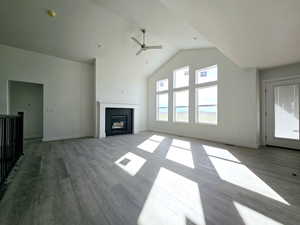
[131,28,162,55]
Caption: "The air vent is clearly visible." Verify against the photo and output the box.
[120,158,130,166]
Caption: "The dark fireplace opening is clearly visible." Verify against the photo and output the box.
[105,108,133,136]
[112,115,127,130]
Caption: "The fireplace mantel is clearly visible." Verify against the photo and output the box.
[96,102,140,138]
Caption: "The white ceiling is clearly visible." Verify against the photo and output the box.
[1,0,299,71]
[161,0,300,69]
[0,0,211,76]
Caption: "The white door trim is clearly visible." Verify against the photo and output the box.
[262,74,300,147]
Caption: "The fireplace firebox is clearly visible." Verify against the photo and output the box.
[105,108,133,136]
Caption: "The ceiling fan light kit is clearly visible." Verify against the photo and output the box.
[131,29,162,55]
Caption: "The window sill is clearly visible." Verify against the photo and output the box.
[155,120,169,123]
[173,121,189,124]
[195,121,218,126]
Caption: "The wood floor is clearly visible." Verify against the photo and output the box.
[0,131,299,225]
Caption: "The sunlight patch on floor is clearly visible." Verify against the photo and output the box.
[150,135,166,142]
[171,139,191,150]
[138,140,161,153]
[166,146,195,168]
[115,152,146,176]
[234,201,283,225]
[138,167,205,225]
[137,135,165,153]
[203,145,240,162]
[207,151,289,205]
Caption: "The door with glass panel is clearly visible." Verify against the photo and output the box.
[265,78,300,149]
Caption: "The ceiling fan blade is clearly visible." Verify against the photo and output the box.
[131,37,142,46]
[136,49,143,55]
[145,45,163,50]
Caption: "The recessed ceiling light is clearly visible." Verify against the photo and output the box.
[47,9,57,18]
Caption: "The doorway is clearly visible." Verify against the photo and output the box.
[9,81,43,139]
[264,77,300,150]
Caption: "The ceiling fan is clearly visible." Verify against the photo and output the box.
[131,29,163,55]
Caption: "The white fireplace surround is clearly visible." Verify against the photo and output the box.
[97,101,140,138]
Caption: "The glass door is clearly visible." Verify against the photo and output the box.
[266,78,300,149]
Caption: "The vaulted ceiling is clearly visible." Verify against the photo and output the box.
[0,0,211,77]
[0,0,299,73]
[161,0,300,69]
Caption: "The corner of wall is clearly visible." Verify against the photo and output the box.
[255,69,261,147]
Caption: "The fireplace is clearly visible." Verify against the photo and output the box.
[105,108,133,136]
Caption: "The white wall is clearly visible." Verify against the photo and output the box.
[95,57,147,133]
[148,48,259,148]
[9,81,43,139]
[0,44,94,141]
[260,62,300,81]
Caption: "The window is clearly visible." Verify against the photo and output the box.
[196,65,218,84]
[157,93,168,121]
[173,66,189,123]
[195,65,218,124]
[173,66,189,88]
[156,79,168,121]
[174,90,189,122]
[274,85,299,140]
[196,85,217,124]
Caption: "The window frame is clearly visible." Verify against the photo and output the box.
[173,66,190,123]
[195,65,218,125]
[173,66,189,89]
[173,89,189,123]
[195,65,218,85]
[156,79,169,122]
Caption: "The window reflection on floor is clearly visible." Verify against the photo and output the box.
[166,146,195,168]
[203,145,289,205]
[150,135,166,142]
[138,167,205,225]
[166,139,194,168]
[115,152,146,176]
[137,135,165,153]
[171,139,191,150]
[234,201,283,225]
[203,145,240,162]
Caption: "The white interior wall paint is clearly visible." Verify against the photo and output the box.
[93,60,98,138]
[256,70,261,145]
[0,44,94,141]
[95,57,147,132]
[148,48,259,148]
[260,62,300,81]
[9,81,43,139]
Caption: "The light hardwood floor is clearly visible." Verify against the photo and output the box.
[0,131,299,225]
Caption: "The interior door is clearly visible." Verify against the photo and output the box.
[9,81,43,139]
[265,78,300,150]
